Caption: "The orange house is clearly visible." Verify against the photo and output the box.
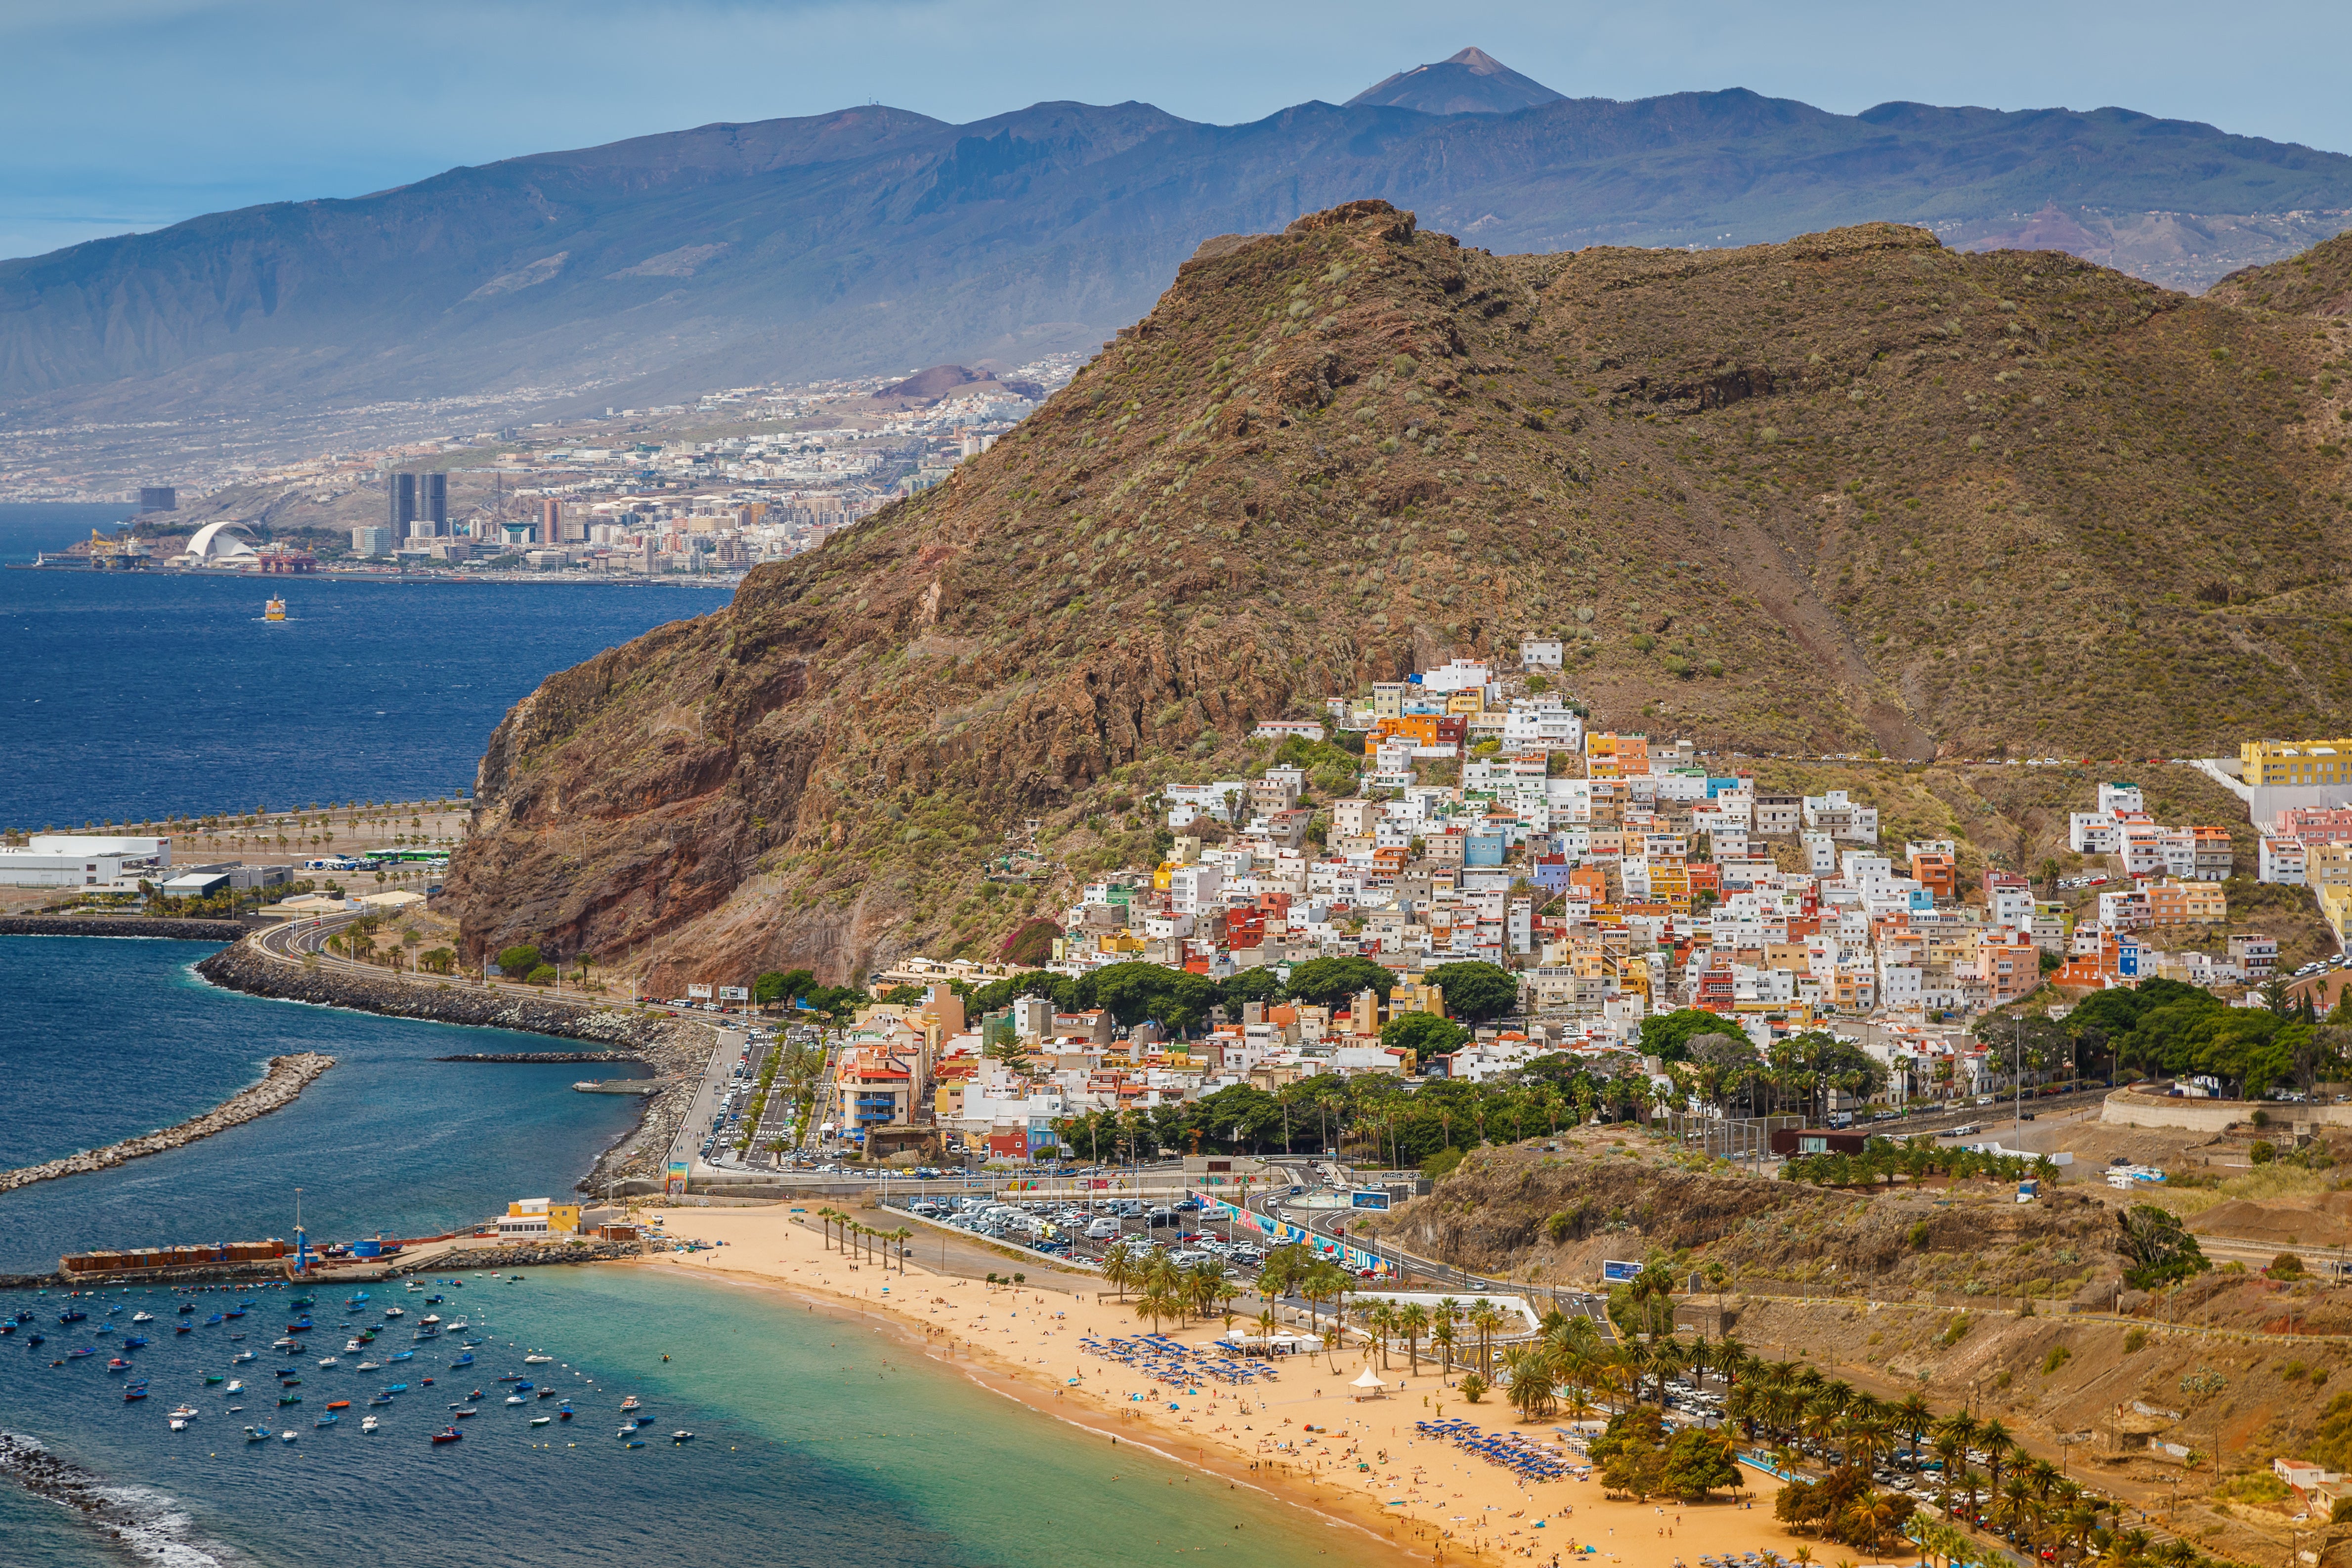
[1908,848,1957,900]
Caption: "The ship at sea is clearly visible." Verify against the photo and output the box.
[264,596,286,622]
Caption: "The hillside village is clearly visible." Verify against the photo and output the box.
[792,641,2349,1161]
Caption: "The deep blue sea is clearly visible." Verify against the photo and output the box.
[0,502,730,828]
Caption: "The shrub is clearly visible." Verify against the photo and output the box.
[2272,1252,2306,1279]
[1907,1221,1931,1250]
[1939,1314,1970,1347]
[525,964,557,986]
[496,943,542,975]
[2250,1140,2276,1165]
[2043,1345,2072,1375]
[2125,1326,2148,1352]
[1458,1371,1488,1403]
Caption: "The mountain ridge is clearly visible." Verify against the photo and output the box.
[439,201,2352,989]
[4,78,2350,429]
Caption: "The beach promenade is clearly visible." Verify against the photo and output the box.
[647,1205,1818,1568]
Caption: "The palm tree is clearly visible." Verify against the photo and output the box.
[1322,1324,1342,1373]
[1503,1344,1557,1422]
[1468,1298,1504,1376]
[1397,1302,1430,1374]
[1895,1393,1934,1461]
[1977,1419,2016,1516]
[1102,1240,1137,1302]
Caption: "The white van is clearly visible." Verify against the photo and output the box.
[1085,1218,1121,1240]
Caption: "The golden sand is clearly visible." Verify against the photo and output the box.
[644,1204,1826,1568]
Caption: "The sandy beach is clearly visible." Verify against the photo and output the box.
[642,1203,1825,1568]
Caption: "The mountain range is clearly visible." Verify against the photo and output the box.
[4,50,2350,429]
[441,202,2352,986]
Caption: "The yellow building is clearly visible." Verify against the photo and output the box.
[2241,738,2352,787]
[499,1198,579,1237]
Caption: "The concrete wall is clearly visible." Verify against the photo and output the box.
[2099,1087,2352,1132]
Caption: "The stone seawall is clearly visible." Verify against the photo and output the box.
[0,1053,335,1195]
[195,940,711,1191]
[2100,1085,2352,1132]
[391,1241,641,1272]
[0,916,248,941]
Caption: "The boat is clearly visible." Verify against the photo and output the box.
[361,1416,380,1434]
[232,1351,256,1363]
[389,1351,415,1362]
[175,1304,194,1315]
[536,1387,556,1399]
[170,1404,198,1418]
[280,1430,298,1443]
[169,1418,189,1432]
[290,1298,312,1309]
[204,1373,225,1385]
[67,1347,96,1359]
[355,1361,381,1371]
[224,1381,243,1393]
[205,1314,223,1325]
[632,1415,655,1428]
[271,1338,299,1351]
[278,1395,301,1406]
[670,1431,693,1442]
[58,1310,86,1324]
[264,596,286,622]
[0,1323,13,1337]
[529,1415,551,1427]
[619,1396,640,1412]
[367,1395,393,1406]
[106,1305,123,1315]
[244,1426,271,1443]
[325,1399,350,1410]
[346,1293,369,1306]
[175,1322,193,1335]
[123,1388,149,1401]
[449,1352,473,1367]
[131,1312,154,1324]
[223,1307,245,1319]
[624,1439,645,1449]
[505,1395,525,1406]
[286,1318,313,1332]
[383,1307,404,1318]
[404,1282,422,1293]
[278,1377,301,1387]
[106,1356,133,1370]
[319,1355,341,1366]
[451,1407,476,1419]
[123,1336,149,1349]
[343,1340,363,1353]
[418,1315,441,1327]
[430,1427,462,1443]
[314,1414,338,1427]
[523,1354,553,1364]
[496,1373,522,1383]
[615,1427,636,1439]
[556,1405,573,1420]
[381,1383,408,1394]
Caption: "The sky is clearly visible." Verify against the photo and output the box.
[4,0,2350,262]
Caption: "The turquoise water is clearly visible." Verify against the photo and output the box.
[0,937,649,1271]
[0,1267,1368,1568]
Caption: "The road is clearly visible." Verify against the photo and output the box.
[667,1025,751,1181]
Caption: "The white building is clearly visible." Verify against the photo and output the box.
[0,834,173,887]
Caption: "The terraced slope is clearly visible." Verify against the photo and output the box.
[443,202,2352,985]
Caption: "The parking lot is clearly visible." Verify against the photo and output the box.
[881,1189,1281,1276]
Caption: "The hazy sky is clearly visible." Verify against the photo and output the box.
[4,0,2347,262]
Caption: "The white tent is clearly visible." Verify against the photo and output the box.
[1351,1367,1388,1400]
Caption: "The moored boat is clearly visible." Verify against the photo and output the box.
[430,1426,462,1443]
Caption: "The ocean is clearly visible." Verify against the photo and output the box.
[0,936,650,1273]
[0,502,731,829]
[0,1268,1362,1568]
[0,939,1363,1568]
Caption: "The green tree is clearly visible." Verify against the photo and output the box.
[1425,961,1520,1022]
[755,968,816,1006]
[495,943,542,975]
[1283,955,1397,1008]
[1639,1008,1736,1063]
[1658,1427,1744,1503]
[1380,1011,1471,1059]
[2118,1204,2210,1288]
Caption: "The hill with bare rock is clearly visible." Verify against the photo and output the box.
[444,201,2352,986]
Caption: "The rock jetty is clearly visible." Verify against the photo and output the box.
[0,1053,334,1194]
[0,915,247,941]
[393,1239,641,1272]
[196,939,711,1191]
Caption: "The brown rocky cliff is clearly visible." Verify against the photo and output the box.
[446,199,2352,988]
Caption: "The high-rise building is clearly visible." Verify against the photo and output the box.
[540,499,562,544]
[388,472,418,534]
[351,525,391,557]
[419,472,448,534]
[135,486,177,513]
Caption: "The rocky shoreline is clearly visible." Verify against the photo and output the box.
[195,940,711,1191]
[0,915,248,940]
[0,1053,335,1195]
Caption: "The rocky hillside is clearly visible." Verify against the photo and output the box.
[443,202,2352,986]
[2211,228,2352,317]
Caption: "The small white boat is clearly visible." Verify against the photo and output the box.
[280,1430,298,1443]
[670,1431,693,1442]
[224,1381,244,1394]
[232,1351,256,1363]
[317,1357,339,1368]
[523,1354,553,1364]
[170,1404,198,1418]
[419,1315,440,1326]
[131,1312,155,1324]
[505,1395,525,1406]
[361,1416,380,1434]
[355,1361,381,1371]
[529,1415,551,1427]
[169,1418,188,1432]
[619,1396,640,1412]
[384,1307,405,1318]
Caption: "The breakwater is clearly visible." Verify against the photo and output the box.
[0,916,247,941]
[0,1053,333,1195]
[196,940,708,1189]
[393,1240,641,1272]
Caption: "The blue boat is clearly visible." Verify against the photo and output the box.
[314,1413,339,1427]
[176,1303,195,1315]
[58,1310,85,1324]
[390,1351,414,1361]
[123,1336,149,1349]
[174,1322,193,1335]
[67,1347,96,1358]
[450,1352,473,1368]
[26,1333,44,1348]
[206,1314,223,1325]
[381,1383,408,1394]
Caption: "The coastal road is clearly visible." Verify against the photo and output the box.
[668,1024,750,1183]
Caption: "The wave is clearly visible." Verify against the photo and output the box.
[0,1432,248,1567]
